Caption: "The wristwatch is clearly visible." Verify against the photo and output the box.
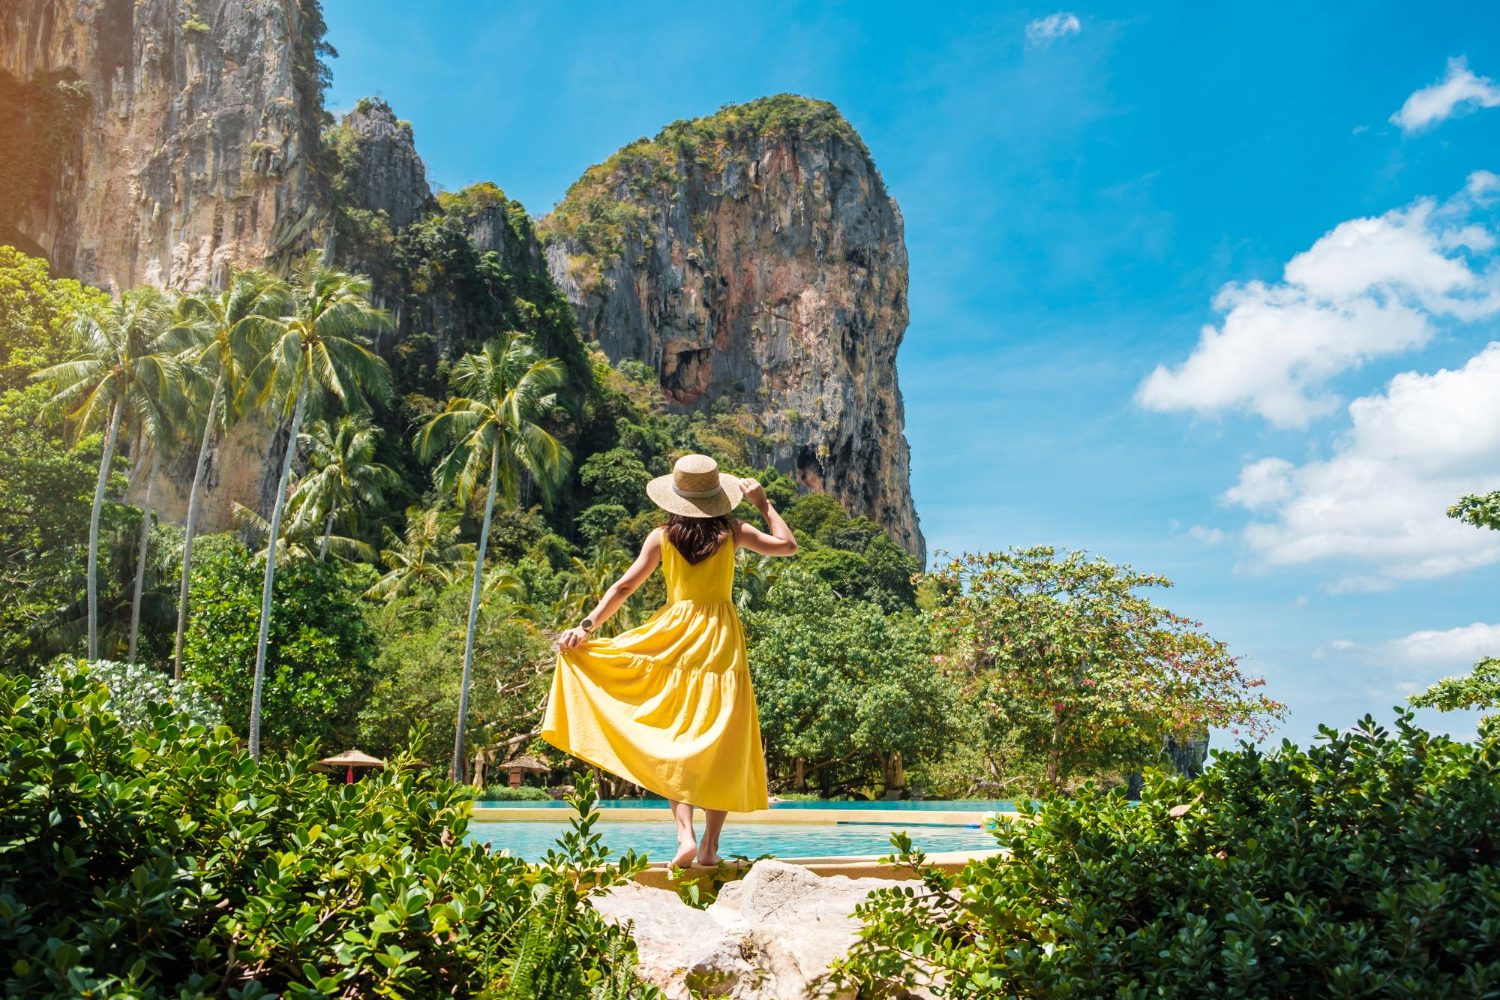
[580,618,597,634]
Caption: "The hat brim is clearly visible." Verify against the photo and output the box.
[645,472,744,518]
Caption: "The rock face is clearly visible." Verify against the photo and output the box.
[594,860,916,999]
[1,9,924,549]
[542,96,923,560]
[0,0,329,289]
[331,99,432,232]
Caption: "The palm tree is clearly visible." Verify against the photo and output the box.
[168,271,284,679]
[365,506,475,602]
[286,415,397,559]
[414,332,571,781]
[552,543,639,634]
[34,288,181,659]
[232,500,377,565]
[125,443,162,662]
[241,254,392,758]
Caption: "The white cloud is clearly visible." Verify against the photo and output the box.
[1138,175,1500,427]
[1225,342,1500,585]
[1186,524,1227,544]
[1391,622,1500,664]
[1391,57,1500,133]
[1026,12,1081,46]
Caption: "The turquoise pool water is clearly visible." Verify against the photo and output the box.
[475,798,1018,811]
[469,820,1000,862]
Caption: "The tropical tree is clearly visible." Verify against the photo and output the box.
[285,414,398,559]
[33,288,181,659]
[232,500,376,565]
[930,546,1285,792]
[167,271,284,679]
[124,441,164,663]
[414,332,571,780]
[240,255,392,758]
[1409,492,1500,735]
[366,506,474,602]
[552,543,638,633]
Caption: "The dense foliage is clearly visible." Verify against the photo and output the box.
[37,657,220,729]
[836,712,1500,997]
[930,546,1284,790]
[181,535,378,750]
[745,570,957,795]
[0,669,658,998]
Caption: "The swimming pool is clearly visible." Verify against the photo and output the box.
[474,798,1019,812]
[469,819,1001,862]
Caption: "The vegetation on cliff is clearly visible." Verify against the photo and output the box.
[539,94,869,290]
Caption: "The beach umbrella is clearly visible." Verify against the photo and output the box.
[318,749,385,784]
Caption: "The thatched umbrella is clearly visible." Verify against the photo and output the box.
[500,754,551,788]
[319,749,385,784]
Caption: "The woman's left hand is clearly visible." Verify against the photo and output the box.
[556,626,590,650]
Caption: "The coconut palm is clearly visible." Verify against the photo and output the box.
[735,549,785,612]
[414,332,571,781]
[232,500,377,565]
[552,542,639,634]
[167,271,284,679]
[124,444,161,662]
[286,415,397,559]
[241,254,392,758]
[33,287,181,659]
[365,506,475,602]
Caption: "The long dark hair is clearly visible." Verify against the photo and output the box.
[664,513,732,564]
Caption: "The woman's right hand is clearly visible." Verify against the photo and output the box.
[740,477,768,510]
[555,626,590,650]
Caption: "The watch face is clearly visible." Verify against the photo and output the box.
[582,618,594,630]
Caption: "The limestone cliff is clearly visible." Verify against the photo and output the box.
[0,1,923,551]
[540,96,923,559]
[0,0,329,289]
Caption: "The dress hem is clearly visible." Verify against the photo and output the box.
[539,727,768,814]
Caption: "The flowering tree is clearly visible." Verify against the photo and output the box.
[929,546,1283,791]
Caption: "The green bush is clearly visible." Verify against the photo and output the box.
[835,712,1500,997]
[482,784,553,802]
[182,534,379,750]
[38,658,220,729]
[0,668,659,998]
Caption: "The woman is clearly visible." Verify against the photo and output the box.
[543,454,798,867]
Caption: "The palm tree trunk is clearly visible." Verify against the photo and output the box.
[319,509,334,560]
[174,389,220,680]
[126,451,159,663]
[86,399,124,661]
[453,444,500,782]
[249,388,306,759]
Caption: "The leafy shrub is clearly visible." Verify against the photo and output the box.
[482,784,553,802]
[0,669,659,998]
[835,712,1500,997]
[182,534,379,750]
[38,658,220,729]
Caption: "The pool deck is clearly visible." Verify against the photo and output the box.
[628,848,1007,888]
[471,806,1017,826]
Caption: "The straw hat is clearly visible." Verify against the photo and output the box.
[646,454,744,518]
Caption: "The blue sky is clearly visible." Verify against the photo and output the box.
[323,2,1500,748]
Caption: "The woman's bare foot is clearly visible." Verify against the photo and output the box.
[696,839,722,867]
[671,839,698,868]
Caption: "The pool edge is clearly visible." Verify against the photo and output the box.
[627,848,1007,888]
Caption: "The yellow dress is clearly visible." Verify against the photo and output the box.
[541,530,769,812]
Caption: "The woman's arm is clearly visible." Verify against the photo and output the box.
[555,530,663,649]
[732,478,799,557]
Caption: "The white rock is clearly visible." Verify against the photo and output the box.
[593,860,911,999]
